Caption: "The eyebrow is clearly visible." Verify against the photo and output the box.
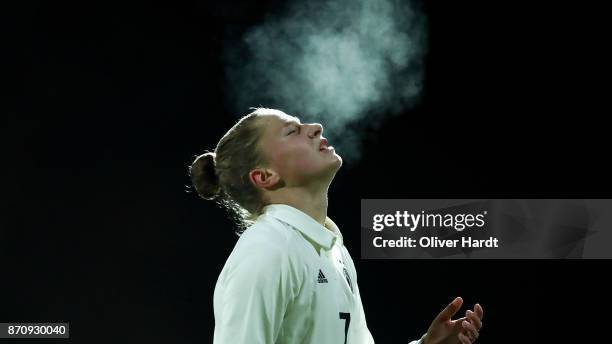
[282,118,302,128]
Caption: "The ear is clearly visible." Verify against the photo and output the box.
[249,167,281,190]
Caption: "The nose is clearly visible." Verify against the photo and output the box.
[307,123,323,138]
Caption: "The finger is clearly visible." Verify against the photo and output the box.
[461,321,480,341]
[466,310,482,330]
[469,331,476,343]
[462,320,479,341]
[454,316,467,324]
[475,303,484,320]
[434,297,463,323]
[458,332,471,344]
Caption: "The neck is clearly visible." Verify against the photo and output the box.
[268,186,329,226]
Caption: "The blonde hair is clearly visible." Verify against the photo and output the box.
[189,108,279,235]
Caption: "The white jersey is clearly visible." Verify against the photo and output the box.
[213,204,425,344]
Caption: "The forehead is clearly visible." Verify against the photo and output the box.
[261,113,302,132]
[257,113,301,150]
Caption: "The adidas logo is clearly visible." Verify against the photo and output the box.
[317,269,328,283]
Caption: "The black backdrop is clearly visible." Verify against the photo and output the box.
[4,0,609,343]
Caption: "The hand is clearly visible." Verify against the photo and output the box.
[422,297,484,344]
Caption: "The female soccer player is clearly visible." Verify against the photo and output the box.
[190,108,483,344]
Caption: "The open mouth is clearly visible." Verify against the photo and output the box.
[319,138,333,152]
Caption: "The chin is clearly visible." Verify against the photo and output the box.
[333,154,343,169]
[326,156,343,178]
[313,158,342,182]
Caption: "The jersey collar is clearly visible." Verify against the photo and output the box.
[263,204,343,250]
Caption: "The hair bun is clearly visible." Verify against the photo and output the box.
[190,152,220,200]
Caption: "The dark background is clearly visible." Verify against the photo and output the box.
[3,0,609,343]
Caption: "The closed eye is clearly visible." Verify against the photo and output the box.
[286,126,300,135]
